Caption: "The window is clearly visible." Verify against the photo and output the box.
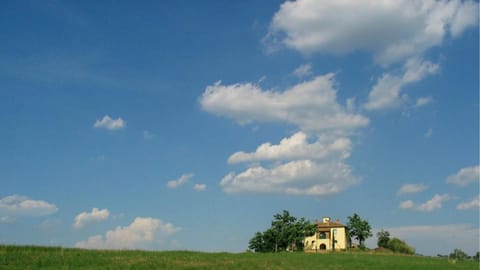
[319,232,327,239]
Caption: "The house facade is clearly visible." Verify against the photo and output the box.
[304,217,349,251]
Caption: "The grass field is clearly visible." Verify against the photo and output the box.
[0,245,478,270]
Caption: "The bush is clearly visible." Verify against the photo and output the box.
[387,238,415,255]
[449,249,469,261]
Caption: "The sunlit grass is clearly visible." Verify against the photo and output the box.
[0,245,478,269]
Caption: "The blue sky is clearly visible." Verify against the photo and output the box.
[0,0,478,256]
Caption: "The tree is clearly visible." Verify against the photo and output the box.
[346,213,372,248]
[387,238,415,255]
[376,230,390,249]
[449,248,469,261]
[248,210,317,252]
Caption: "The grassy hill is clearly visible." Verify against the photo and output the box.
[0,245,478,269]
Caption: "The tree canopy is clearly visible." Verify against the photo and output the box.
[376,230,390,249]
[346,213,372,247]
[248,210,317,252]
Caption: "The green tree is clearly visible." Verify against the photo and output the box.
[387,238,415,255]
[376,230,390,249]
[248,210,317,252]
[248,232,265,252]
[347,213,372,248]
[449,248,469,261]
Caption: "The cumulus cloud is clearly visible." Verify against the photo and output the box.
[93,115,126,130]
[457,196,480,210]
[220,160,359,196]
[446,165,480,186]
[73,208,110,229]
[266,0,478,65]
[397,183,428,195]
[400,194,450,212]
[228,132,351,164]
[386,224,479,256]
[0,195,58,217]
[193,184,207,192]
[201,73,367,197]
[75,217,180,250]
[364,58,439,111]
[200,74,369,133]
[292,63,313,78]
[167,174,193,189]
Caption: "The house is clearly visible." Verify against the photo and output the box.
[304,217,349,251]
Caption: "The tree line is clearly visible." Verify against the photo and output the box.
[249,210,375,252]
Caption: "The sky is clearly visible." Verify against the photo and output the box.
[0,0,479,256]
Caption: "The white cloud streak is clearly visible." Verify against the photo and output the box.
[75,217,180,250]
[292,63,313,78]
[399,194,450,212]
[457,195,480,210]
[364,58,439,111]
[415,96,434,107]
[193,184,207,192]
[446,165,480,186]
[167,174,193,189]
[73,208,110,229]
[266,0,478,65]
[93,115,126,130]
[0,195,58,217]
[397,183,428,195]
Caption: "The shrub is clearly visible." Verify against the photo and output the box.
[387,238,415,255]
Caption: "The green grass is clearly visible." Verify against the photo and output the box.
[0,245,478,269]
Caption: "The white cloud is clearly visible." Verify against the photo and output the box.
[364,58,439,111]
[292,63,313,78]
[0,195,58,217]
[446,165,480,186]
[228,132,351,164]
[93,115,126,130]
[399,200,415,210]
[416,194,450,211]
[220,160,359,196]
[200,74,369,133]
[457,195,480,210]
[400,194,450,212]
[73,208,110,229]
[193,184,207,192]
[167,174,193,189]
[415,96,434,107]
[397,183,428,195]
[386,224,479,256]
[266,0,478,65]
[75,217,180,250]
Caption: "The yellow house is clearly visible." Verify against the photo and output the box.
[304,217,349,251]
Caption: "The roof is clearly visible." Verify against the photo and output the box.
[315,219,347,229]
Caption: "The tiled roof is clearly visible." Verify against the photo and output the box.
[315,220,346,228]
